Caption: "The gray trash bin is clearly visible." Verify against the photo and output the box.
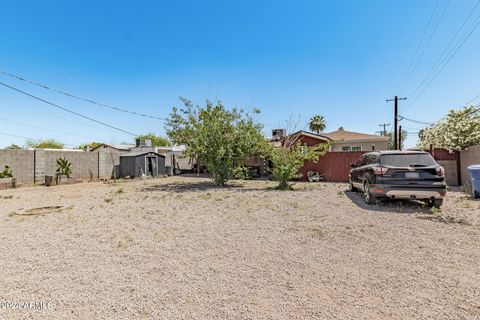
[467,165,480,199]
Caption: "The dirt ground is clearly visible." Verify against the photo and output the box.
[0,176,479,320]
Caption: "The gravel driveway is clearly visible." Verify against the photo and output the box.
[0,176,479,319]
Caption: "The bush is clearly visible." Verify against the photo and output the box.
[0,165,13,178]
[232,165,252,180]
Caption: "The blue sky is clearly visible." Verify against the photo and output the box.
[1,0,479,148]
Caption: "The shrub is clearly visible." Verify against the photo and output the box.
[0,165,13,178]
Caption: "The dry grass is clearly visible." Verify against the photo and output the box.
[0,176,479,319]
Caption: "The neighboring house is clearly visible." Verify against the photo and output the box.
[271,129,388,152]
[321,130,389,152]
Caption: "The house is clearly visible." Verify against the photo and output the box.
[271,129,388,152]
[321,130,389,152]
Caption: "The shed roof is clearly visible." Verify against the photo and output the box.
[120,151,165,158]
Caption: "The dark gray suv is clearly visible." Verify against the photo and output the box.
[349,151,446,207]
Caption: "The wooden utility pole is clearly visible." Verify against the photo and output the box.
[398,125,402,151]
[378,123,390,136]
[386,96,407,150]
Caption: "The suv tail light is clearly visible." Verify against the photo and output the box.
[373,166,389,175]
[436,166,445,177]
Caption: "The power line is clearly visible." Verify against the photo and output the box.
[0,131,76,147]
[395,0,440,95]
[9,102,115,132]
[0,81,137,136]
[398,115,434,125]
[0,71,164,120]
[0,117,103,142]
[402,1,480,114]
[397,0,450,95]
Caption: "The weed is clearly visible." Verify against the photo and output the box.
[309,227,325,238]
[115,188,124,194]
[104,197,113,203]
[8,211,16,217]
[430,206,441,215]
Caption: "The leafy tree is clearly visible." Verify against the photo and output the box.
[165,98,266,186]
[26,139,64,149]
[338,126,344,131]
[135,133,169,146]
[386,129,408,150]
[267,134,330,190]
[56,157,72,180]
[0,165,13,178]
[417,106,480,151]
[308,115,326,133]
[4,144,22,150]
[78,142,102,150]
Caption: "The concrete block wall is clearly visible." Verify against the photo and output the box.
[0,149,35,182]
[43,150,99,181]
[460,145,480,186]
[0,149,125,183]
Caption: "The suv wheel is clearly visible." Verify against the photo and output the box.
[363,182,375,205]
[427,199,443,208]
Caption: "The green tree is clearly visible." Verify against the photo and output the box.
[417,106,480,151]
[77,142,102,150]
[386,129,408,150]
[308,115,326,133]
[267,134,330,190]
[165,98,266,186]
[135,133,169,146]
[4,144,22,150]
[26,139,64,149]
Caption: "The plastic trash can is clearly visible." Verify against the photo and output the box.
[468,165,480,199]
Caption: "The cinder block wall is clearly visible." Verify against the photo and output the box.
[0,149,123,183]
[43,150,99,181]
[0,150,35,182]
[460,145,480,186]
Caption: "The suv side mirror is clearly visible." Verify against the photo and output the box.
[350,163,356,168]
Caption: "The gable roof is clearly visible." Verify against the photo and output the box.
[321,130,389,142]
[289,130,332,141]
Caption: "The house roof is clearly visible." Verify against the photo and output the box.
[289,130,332,141]
[321,130,389,142]
[120,151,165,158]
[90,144,133,151]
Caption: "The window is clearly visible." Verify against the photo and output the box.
[342,146,351,152]
[371,145,376,151]
[351,146,361,152]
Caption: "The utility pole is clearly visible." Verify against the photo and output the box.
[398,125,402,151]
[378,123,390,136]
[386,96,407,150]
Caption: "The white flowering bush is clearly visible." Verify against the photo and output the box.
[417,106,480,151]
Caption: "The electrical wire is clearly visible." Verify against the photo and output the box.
[395,0,440,95]
[398,115,434,125]
[0,81,137,136]
[402,1,480,114]
[0,71,164,120]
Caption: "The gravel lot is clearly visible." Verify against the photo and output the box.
[0,176,479,319]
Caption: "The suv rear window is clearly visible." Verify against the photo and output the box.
[379,153,437,167]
